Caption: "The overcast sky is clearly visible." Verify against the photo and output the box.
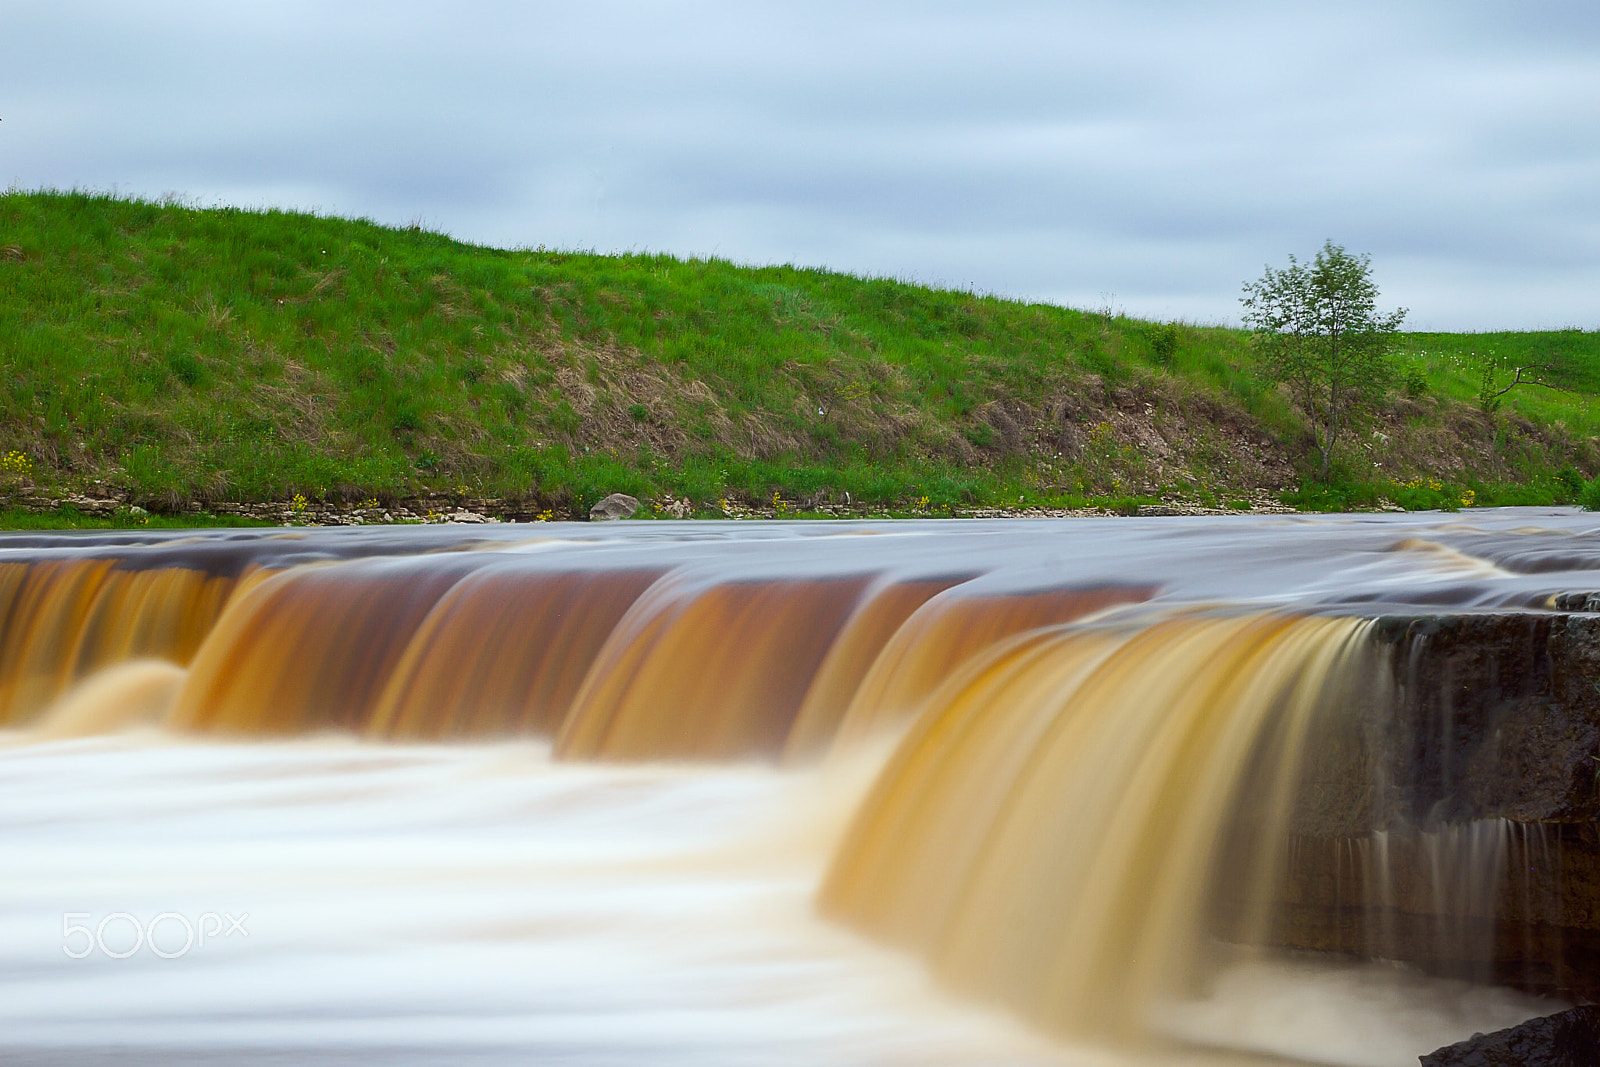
[5,1,1596,330]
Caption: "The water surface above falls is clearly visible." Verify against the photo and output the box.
[1,509,1596,1066]
[7,506,1600,605]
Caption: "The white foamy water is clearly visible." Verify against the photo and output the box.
[1156,955,1562,1067]
[0,733,1559,1067]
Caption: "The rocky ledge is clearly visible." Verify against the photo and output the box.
[3,487,1303,524]
[1236,611,1600,1002]
[1421,1005,1599,1066]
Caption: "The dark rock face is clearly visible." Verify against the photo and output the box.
[1264,824,1600,1000]
[1239,613,1600,1003]
[1286,614,1600,844]
[1369,613,1600,826]
[1419,1005,1600,1067]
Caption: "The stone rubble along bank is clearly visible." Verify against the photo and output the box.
[5,488,1307,525]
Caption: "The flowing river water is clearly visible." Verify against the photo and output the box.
[0,511,1592,1065]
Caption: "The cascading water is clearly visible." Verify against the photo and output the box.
[0,557,254,722]
[0,512,1595,1066]
[819,611,1380,1041]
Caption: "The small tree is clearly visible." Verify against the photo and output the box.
[1477,353,1569,414]
[1241,240,1406,481]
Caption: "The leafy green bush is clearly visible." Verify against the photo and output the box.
[1580,476,1600,512]
[1280,480,1381,511]
[1394,483,1457,512]
[1487,482,1556,506]
[1279,485,1353,512]
[1148,322,1179,366]
[1555,466,1585,503]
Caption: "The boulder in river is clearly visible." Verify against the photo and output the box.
[589,493,640,521]
[1420,1005,1599,1066]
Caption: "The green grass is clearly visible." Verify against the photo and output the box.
[0,507,274,530]
[2,189,1598,520]
[1394,331,1600,427]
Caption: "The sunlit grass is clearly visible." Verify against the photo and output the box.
[0,507,274,531]
[1,189,1596,520]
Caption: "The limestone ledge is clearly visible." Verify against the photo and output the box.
[1263,611,1600,1003]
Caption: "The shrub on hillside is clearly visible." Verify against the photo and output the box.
[1147,322,1179,366]
[1393,478,1460,512]
[1579,476,1600,511]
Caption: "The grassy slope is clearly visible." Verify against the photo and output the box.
[2,190,1597,517]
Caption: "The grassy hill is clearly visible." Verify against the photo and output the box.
[2,190,1597,521]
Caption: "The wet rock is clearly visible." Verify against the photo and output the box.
[589,493,640,521]
[1420,1005,1600,1066]
[1286,613,1600,839]
[1262,824,1600,1001]
[1242,613,1600,1003]
[1370,613,1600,826]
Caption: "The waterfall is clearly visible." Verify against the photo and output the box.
[820,611,1379,1040]
[0,516,1590,1065]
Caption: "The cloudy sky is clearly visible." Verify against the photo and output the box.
[5,1,1597,330]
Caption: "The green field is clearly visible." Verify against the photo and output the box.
[2,190,1596,522]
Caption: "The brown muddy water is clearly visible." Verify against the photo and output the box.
[0,510,1593,1066]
